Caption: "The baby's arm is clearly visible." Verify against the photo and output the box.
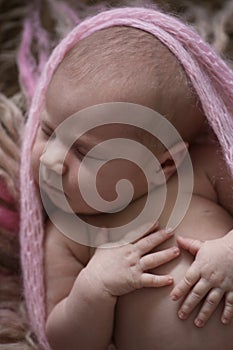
[45,212,180,350]
[44,215,116,350]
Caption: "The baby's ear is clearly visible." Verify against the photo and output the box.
[159,142,189,182]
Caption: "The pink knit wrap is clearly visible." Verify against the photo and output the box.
[20,6,233,350]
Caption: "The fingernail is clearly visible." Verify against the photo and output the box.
[222,317,229,325]
[173,247,180,255]
[171,294,178,301]
[165,227,174,234]
[178,311,186,320]
[195,319,203,327]
[168,277,173,284]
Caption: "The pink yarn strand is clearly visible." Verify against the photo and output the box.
[54,1,81,26]
[17,11,50,104]
[17,18,38,103]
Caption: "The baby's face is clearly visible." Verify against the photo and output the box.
[31,72,154,215]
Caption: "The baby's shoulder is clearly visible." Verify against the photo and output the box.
[188,142,232,214]
[188,142,222,201]
[189,142,223,172]
[44,210,90,265]
[189,141,230,190]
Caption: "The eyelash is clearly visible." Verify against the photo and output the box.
[41,126,53,138]
[40,126,104,162]
[74,146,105,162]
[74,147,86,158]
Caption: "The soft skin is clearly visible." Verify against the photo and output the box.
[42,143,233,350]
[30,26,233,350]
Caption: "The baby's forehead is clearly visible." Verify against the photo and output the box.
[57,25,181,84]
[40,101,165,159]
[47,25,185,115]
[45,25,201,147]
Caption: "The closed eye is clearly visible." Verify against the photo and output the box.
[40,124,54,139]
[73,146,86,158]
[73,145,106,161]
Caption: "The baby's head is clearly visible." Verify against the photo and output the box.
[46,26,205,140]
[31,25,205,215]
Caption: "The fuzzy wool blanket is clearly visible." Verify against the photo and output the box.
[0,0,233,349]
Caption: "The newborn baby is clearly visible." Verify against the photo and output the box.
[20,6,233,350]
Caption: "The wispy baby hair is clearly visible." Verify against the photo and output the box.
[20,6,233,350]
[55,25,204,150]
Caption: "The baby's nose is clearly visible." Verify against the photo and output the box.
[40,149,67,175]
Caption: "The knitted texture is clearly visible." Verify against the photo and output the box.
[17,0,81,106]
[17,11,50,105]
[20,6,233,350]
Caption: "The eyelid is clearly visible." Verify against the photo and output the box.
[73,145,87,157]
[40,123,54,137]
[74,145,106,161]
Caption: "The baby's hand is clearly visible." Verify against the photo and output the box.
[170,234,233,327]
[84,224,180,297]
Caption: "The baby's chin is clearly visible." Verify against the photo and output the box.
[39,188,100,216]
[39,183,134,217]
[38,186,71,213]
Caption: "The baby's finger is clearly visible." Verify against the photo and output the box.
[177,278,211,320]
[135,228,174,255]
[170,263,200,301]
[140,246,180,271]
[176,236,203,256]
[140,273,173,288]
[121,221,159,244]
[194,288,224,327]
[221,291,233,325]
[144,221,159,235]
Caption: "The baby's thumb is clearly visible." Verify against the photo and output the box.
[176,236,202,256]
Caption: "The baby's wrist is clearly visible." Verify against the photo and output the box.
[75,268,117,303]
